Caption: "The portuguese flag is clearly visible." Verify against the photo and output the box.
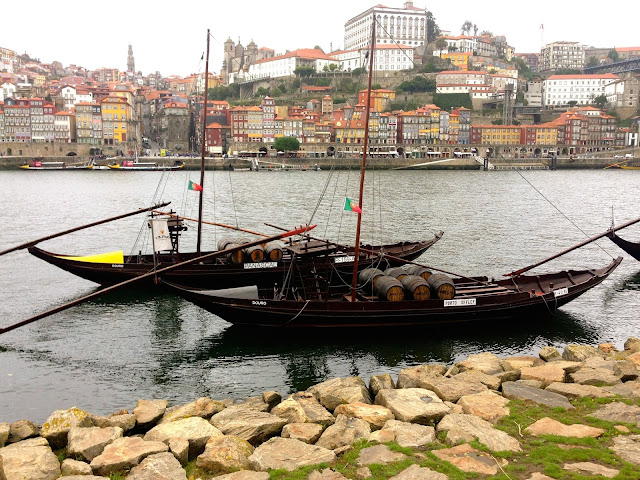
[344,197,363,214]
[188,180,203,192]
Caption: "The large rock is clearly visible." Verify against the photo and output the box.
[0,423,9,448]
[0,437,61,480]
[389,463,448,480]
[456,352,504,375]
[333,402,394,429]
[603,380,640,398]
[588,402,640,424]
[370,419,436,448]
[520,364,566,387]
[432,443,505,475]
[624,338,640,353]
[356,444,407,466]
[40,407,93,449]
[160,397,225,423]
[369,374,395,397]
[614,360,639,381]
[437,413,522,452]
[61,458,93,476]
[308,468,349,480]
[567,367,622,386]
[67,426,123,461]
[91,413,136,433]
[396,364,447,389]
[502,355,545,371]
[210,406,287,445]
[270,397,308,424]
[457,390,510,424]
[196,435,254,474]
[563,462,619,478]
[144,416,223,457]
[539,346,562,362]
[375,388,450,424]
[281,423,323,444]
[8,419,40,444]
[502,381,575,409]
[133,399,168,426]
[308,377,372,411]
[289,393,335,426]
[453,369,501,390]
[524,417,604,438]
[89,436,169,476]
[248,437,336,472]
[126,452,187,480]
[562,344,605,362]
[611,434,640,466]
[545,382,613,400]
[211,472,269,480]
[414,375,487,402]
[315,414,371,450]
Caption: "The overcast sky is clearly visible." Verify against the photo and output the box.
[3,1,638,78]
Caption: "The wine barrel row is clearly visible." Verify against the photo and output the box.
[217,238,285,264]
[358,267,455,301]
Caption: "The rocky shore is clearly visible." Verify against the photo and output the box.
[1,339,640,480]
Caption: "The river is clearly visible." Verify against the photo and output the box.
[0,167,639,423]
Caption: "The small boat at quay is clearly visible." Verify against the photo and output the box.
[19,159,92,170]
[108,159,184,171]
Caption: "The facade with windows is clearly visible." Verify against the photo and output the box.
[344,1,426,50]
[542,73,620,106]
[330,44,415,72]
[540,41,585,72]
[101,95,132,144]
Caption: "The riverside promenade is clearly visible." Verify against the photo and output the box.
[1,339,639,479]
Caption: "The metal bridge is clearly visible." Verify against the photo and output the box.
[584,58,640,75]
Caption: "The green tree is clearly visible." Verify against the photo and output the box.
[396,76,436,93]
[426,11,441,43]
[461,20,473,35]
[255,87,270,97]
[433,93,472,111]
[435,38,448,58]
[274,137,300,152]
[328,63,338,71]
[352,67,366,75]
[587,56,599,67]
[608,49,620,62]
[593,94,607,108]
[294,66,315,77]
[568,100,578,107]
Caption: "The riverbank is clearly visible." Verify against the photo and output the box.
[0,155,625,171]
[1,338,639,479]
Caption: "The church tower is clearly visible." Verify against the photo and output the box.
[127,44,135,72]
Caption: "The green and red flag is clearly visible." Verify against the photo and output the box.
[344,197,363,214]
[188,180,203,192]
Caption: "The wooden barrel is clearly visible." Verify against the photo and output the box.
[374,275,405,302]
[427,273,456,300]
[384,267,407,280]
[400,274,431,301]
[264,241,284,262]
[244,245,265,263]
[358,268,385,286]
[217,237,244,264]
[405,265,432,280]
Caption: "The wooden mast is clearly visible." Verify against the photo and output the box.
[196,29,210,254]
[350,19,376,302]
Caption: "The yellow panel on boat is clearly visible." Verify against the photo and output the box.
[55,251,125,264]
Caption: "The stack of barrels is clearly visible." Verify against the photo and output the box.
[357,265,455,302]
[217,238,285,264]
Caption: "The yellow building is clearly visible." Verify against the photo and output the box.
[335,120,366,144]
[357,89,396,112]
[534,124,558,145]
[101,95,133,144]
[471,125,521,145]
[441,52,472,71]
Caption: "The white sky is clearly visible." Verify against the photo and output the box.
[3,1,639,78]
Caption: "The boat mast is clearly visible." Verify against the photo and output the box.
[350,19,376,302]
[196,29,210,255]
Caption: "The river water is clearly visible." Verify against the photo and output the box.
[1,167,639,423]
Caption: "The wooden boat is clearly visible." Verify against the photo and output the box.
[28,233,442,288]
[607,230,640,261]
[108,159,184,171]
[19,159,92,170]
[161,20,623,328]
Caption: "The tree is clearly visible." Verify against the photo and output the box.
[435,38,448,58]
[294,66,315,77]
[352,67,366,75]
[473,24,478,36]
[593,94,607,108]
[461,20,473,35]
[480,30,493,36]
[328,63,338,71]
[607,49,620,62]
[568,100,578,107]
[433,93,472,111]
[274,136,300,152]
[426,11,441,43]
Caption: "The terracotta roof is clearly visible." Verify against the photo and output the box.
[253,48,335,65]
[546,74,620,80]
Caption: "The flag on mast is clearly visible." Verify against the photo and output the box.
[188,180,203,192]
[344,197,363,214]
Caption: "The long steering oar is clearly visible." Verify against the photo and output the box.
[504,215,640,277]
[0,202,171,257]
[0,224,316,336]
[152,210,268,237]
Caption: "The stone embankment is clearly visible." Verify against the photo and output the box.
[1,339,640,479]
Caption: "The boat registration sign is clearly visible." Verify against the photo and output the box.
[444,298,476,307]
[553,287,569,297]
[334,256,355,264]
[244,262,278,270]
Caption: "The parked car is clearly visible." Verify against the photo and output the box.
[625,153,634,158]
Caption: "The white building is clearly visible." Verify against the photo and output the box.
[344,1,427,50]
[543,73,620,106]
[247,49,337,80]
[1,82,16,101]
[330,44,414,72]
[0,47,17,73]
[59,85,77,111]
[540,41,585,71]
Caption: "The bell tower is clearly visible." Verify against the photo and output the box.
[127,44,135,72]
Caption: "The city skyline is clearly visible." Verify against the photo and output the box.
[2,0,639,78]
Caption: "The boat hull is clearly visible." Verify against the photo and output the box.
[164,257,622,328]
[607,232,640,261]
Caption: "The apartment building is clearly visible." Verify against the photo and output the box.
[543,73,620,106]
[540,41,585,72]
